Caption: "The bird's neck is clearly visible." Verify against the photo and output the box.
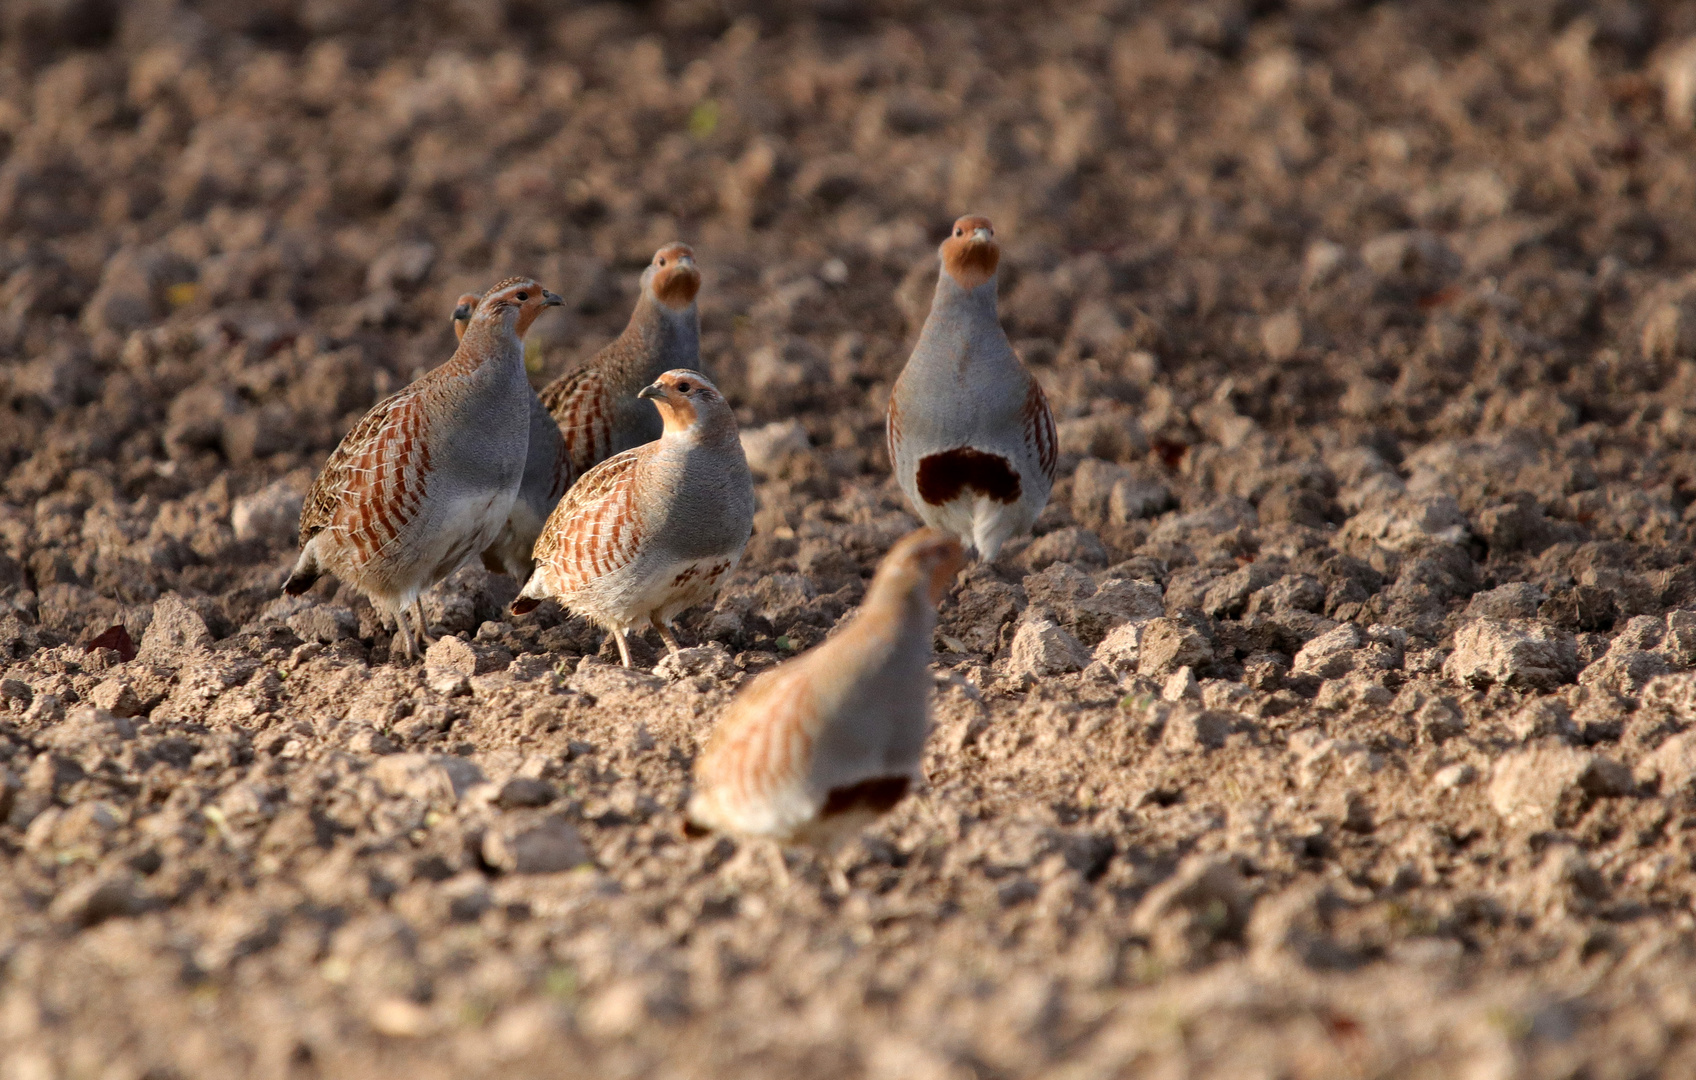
[850,578,934,658]
[449,319,521,378]
[931,272,999,323]
[615,294,699,379]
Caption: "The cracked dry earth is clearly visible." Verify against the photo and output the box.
[11,1,1696,1078]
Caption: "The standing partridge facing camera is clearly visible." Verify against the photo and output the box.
[450,292,570,578]
[538,243,703,485]
[686,528,964,846]
[512,369,754,668]
[285,278,563,658]
[887,216,1056,561]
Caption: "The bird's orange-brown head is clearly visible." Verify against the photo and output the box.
[648,243,701,311]
[940,215,1000,292]
[637,368,727,436]
[472,277,564,336]
[878,528,966,607]
[450,292,481,342]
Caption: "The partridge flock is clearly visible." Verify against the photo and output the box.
[288,217,1055,866]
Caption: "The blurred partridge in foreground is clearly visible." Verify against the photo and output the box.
[686,529,964,846]
[512,369,753,667]
[887,216,1056,561]
[286,278,563,657]
[538,243,702,484]
[450,292,570,578]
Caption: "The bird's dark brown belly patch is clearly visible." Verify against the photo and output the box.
[916,448,1020,506]
[821,776,910,817]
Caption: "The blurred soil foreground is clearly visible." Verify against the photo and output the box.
[8,0,1696,1076]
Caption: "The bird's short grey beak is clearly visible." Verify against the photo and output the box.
[637,383,664,400]
[452,303,473,321]
[972,227,992,243]
[677,255,696,270]
[542,289,564,307]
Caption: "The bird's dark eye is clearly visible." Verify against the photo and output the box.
[954,227,963,237]
[657,257,667,267]
[678,383,693,394]
[515,291,528,301]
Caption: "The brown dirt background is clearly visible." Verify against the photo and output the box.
[7,0,1696,1076]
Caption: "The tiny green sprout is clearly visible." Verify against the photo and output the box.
[776,635,793,651]
[688,99,720,140]
[544,965,579,1000]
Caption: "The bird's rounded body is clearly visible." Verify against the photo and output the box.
[887,217,1056,561]
[288,278,563,656]
[686,529,964,846]
[451,293,571,578]
[515,369,753,667]
[538,243,702,486]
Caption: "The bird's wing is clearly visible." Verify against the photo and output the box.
[299,387,431,562]
[538,364,614,483]
[531,446,646,591]
[1021,373,1057,482]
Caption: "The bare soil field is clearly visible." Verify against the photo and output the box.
[7,0,1696,1076]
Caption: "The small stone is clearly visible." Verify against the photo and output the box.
[1640,730,1696,793]
[1023,527,1109,571]
[1578,647,1673,699]
[1137,618,1213,679]
[425,636,511,677]
[1445,620,1579,690]
[1292,623,1367,679]
[1260,309,1303,361]
[50,872,147,928]
[497,777,558,809]
[0,679,32,711]
[653,643,736,681]
[1009,613,1089,678]
[580,981,648,1039]
[1465,582,1547,621]
[87,679,143,718]
[368,998,436,1039]
[1162,705,1237,752]
[739,419,810,476]
[1092,622,1144,677]
[1506,698,1575,742]
[1489,746,1629,830]
[346,728,398,755]
[1432,763,1476,790]
[24,693,63,723]
[138,594,214,661]
[1162,665,1199,702]
[482,818,590,874]
[1339,494,1471,551]
[231,479,305,544]
[287,605,358,644]
[372,754,486,805]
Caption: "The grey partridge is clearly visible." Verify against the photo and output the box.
[285,278,563,657]
[512,369,753,668]
[886,216,1056,561]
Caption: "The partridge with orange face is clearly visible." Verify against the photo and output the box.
[686,529,964,846]
[538,243,703,485]
[285,278,563,657]
[886,217,1056,561]
[512,369,754,668]
[450,292,570,578]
